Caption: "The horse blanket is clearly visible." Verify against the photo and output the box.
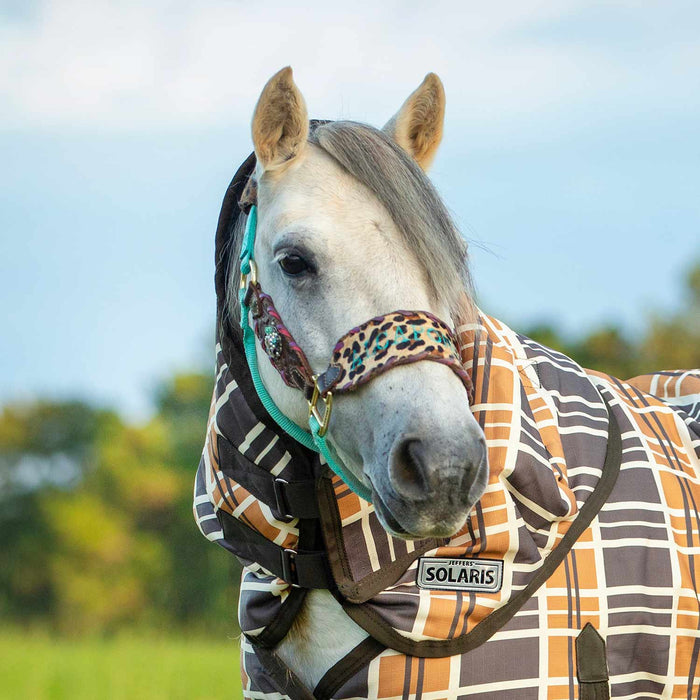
[195,309,700,699]
[194,157,700,698]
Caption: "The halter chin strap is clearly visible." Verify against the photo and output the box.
[238,204,473,502]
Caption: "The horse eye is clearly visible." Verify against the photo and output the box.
[278,254,310,276]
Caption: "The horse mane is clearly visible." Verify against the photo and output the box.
[224,120,474,341]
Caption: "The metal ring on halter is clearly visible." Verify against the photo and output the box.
[240,259,258,290]
[308,376,333,437]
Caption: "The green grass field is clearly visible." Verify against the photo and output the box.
[0,630,243,700]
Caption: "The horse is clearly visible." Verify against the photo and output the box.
[194,67,700,699]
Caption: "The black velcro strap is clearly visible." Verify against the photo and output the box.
[218,509,332,589]
[218,438,319,520]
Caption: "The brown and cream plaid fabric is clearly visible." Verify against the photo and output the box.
[195,314,700,698]
[318,317,700,698]
[194,342,303,552]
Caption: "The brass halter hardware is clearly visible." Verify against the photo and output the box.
[308,376,333,437]
[240,259,258,290]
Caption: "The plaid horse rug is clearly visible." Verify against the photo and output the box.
[195,309,700,699]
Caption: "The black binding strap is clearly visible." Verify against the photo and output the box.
[251,586,308,649]
[249,643,316,700]
[314,637,385,700]
[218,438,319,520]
[217,510,333,589]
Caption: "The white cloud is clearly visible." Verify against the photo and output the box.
[0,0,697,135]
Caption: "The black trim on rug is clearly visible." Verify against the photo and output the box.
[249,642,316,700]
[251,586,307,650]
[316,471,441,604]
[245,510,330,648]
[313,637,386,700]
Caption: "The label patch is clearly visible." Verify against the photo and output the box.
[417,557,503,592]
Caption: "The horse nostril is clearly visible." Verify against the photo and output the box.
[390,438,431,500]
[388,435,487,506]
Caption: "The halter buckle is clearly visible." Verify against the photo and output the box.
[239,259,258,290]
[308,376,333,437]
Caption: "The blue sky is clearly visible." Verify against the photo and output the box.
[1,0,699,418]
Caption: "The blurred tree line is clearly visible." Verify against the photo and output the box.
[0,262,697,637]
[0,375,239,637]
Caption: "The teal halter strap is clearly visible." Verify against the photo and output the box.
[238,206,373,502]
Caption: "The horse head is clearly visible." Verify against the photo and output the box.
[231,67,488,540]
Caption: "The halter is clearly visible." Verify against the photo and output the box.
[238,203,473,502]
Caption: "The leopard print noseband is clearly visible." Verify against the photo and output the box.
[247,279,472,400]
[312,309,472,397]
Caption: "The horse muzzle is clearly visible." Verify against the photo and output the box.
[368,419,489,540]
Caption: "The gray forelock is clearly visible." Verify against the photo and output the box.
[310,121,472,320]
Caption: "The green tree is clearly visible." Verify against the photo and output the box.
[0,401,114,622]
[0,376,240,636]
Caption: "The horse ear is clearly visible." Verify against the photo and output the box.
[383,73,445,171]
[252,67,309,173]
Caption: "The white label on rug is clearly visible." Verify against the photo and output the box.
[416,557,503,592]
